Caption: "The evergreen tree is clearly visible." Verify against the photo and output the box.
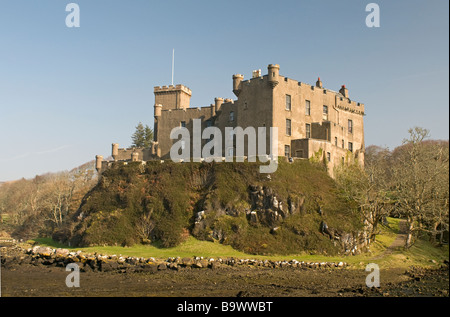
[131,122,153,148]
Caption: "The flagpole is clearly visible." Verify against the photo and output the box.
[172,49,174,86]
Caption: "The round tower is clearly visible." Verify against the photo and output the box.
[214,97,224,113]
[232,74,244,97]
[95,155,103,172]
[112,143,119,161]
[154,104,162,143]
[268,64,280,88]
[154,104,162,118]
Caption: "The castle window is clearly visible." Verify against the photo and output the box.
[305,100,311,116]
[342,139,345,148]
[229,111,234,122]
[326,152,331,162]
[335,137,338,146]
[286,94,291,111]
[181,121,186,128]
[323,105,328,121]
[306,123,311,138]
[286,119,291,136]
[284,145,290,157]
[348,142,353,153]
[348,119,353,134]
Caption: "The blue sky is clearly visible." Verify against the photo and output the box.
[0,0,448,181]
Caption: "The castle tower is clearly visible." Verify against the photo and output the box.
[268,64,280,88]
[154,84,192,110]
[95,155,103,172]
[215,97,224,113]
[112,143,119,161]
[232,74,244,97]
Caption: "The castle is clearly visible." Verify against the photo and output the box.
[96,64,365,175]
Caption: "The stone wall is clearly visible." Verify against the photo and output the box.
[0,245,349,273]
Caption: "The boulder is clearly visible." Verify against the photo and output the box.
[32,246,54,257]
[168,263,179,271]
[157,263,167,271]
[181,257,194,267]
[141,263,158,273]
[100,260,119,272]
[55,248,70,257]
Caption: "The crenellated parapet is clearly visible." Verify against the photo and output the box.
[154,84,192,96]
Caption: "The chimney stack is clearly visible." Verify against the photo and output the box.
[339,85,349,98]
[316,77,323,88]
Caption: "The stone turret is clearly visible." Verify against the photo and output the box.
[95,155,103,172]
[154,104,162,143]
[232,74,244,97]
[268,64,280,88]
[112,143,119,161]
[215,97,224,113]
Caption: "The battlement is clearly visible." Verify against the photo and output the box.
[154,84,192,110]
[154,84,192,96]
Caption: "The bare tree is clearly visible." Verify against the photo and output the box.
[335,146,393,242]
[135,209,155,243]
[390,127,448,248]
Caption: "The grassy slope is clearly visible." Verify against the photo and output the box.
[59,160,362,255]
[31,217,448,269]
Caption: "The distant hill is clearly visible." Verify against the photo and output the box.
[54,159,368,256]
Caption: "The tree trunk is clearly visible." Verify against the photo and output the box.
[405,219,414,248]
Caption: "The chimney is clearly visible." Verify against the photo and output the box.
[316,77,323,88]
[339,85,349,98]
[252,69,262,78]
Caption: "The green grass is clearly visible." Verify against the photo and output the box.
[29,217,448,269]
[370,217,401,253]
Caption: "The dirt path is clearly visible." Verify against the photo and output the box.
[371,220,407,260]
